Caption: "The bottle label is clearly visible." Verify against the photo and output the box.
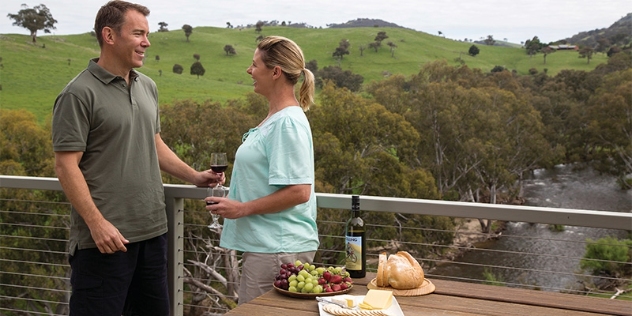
[345,235,362,270]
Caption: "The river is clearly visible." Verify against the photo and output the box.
[430,164,632,292]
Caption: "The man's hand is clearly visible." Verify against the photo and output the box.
[88,218,129,254]
[193,169,225,188]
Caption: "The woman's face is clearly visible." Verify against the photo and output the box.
[246,49,274,96]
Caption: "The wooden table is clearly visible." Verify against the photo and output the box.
[225,273,631,316]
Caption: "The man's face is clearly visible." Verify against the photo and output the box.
[112,9,150,69]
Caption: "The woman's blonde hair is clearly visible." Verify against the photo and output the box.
[257,36,315,111]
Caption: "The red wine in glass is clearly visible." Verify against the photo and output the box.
[207,152,228,230]
[211,165,228,173]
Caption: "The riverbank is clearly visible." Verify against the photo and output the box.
[441,218,505,261]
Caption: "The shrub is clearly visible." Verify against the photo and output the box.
[580,236,632,278]
[173,64,183,74]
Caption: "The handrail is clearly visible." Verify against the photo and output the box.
[2,176,630,230]
[316,193,632,230]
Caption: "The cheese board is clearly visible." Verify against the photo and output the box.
[317,294,404,316]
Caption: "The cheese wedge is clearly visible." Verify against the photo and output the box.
[362,289,393,310]
[344,297,354,307]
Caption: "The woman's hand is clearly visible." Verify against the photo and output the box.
[206,197,249,219]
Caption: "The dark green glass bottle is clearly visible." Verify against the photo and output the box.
[345,195,366,278]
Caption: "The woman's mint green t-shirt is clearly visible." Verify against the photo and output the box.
[220,106,319,253]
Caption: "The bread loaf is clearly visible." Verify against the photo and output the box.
[376,252,388,287]
[376,251,424,290]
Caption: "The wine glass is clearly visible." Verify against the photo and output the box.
[207,152,228,230]
[210,152,228,175]
[207,184,227,230]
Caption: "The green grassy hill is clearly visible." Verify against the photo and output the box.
[0,26,608,123]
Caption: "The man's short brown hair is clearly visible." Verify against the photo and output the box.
[94,0,150,47]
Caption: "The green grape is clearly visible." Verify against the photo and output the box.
[288,275,297,282]
[316,267,325,275]
[305,277,313,284]
[304,283,314,292]
[299,270,310,279]
[311,279,319,286]
[310,270,319,277]
[297,281,305,290]
[303,262,311,270]
[313,285,323,294]
[288,286,298,292]
[296,275,305,282]
[294,260,302,267]
[289,280,298,288]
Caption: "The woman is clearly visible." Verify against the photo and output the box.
[206,36,319,304]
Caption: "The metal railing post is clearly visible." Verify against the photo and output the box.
[165,195,184,316]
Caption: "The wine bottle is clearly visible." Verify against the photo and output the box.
[345,195,366,278]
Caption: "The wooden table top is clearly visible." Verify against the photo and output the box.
[225,273,631,316]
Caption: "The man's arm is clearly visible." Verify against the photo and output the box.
[54,151,129,254]
[155,133,220,187]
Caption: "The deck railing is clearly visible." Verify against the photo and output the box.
[1,175,630,315]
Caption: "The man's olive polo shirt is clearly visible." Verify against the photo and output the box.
[52,59,167,255]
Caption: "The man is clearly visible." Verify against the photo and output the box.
[51,1,219,315]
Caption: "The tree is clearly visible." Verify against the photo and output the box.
[525,36,542,56]
[255,21,264,33]
[226,22,233,29]
[158,22,168,32]
[333,39,350,61]
[7,4,57,43]
[369,31,388,53]
[484,35,495,46]
[468,45,480,56]
[584,69,632,189]
[311,83,433,198]
[182,24,193,42]
[491,65,505,73]
[315,66,364,92]
[332,47,349,60]
[223,44,236,56]
[579,47,594,64]
[387,42,397,57]
[305,59,318,73]
[374,31,388,44]
[0,109,54,176]
[193,53,200,61]
[542,46,555,64]
[190,61,205,78]
[607,46,621,57]
[173,64,183,74]
[368,41,381,52]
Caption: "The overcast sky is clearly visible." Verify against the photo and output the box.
[2,0,630,43]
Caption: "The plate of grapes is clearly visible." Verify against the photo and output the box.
[273,261,354,299]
